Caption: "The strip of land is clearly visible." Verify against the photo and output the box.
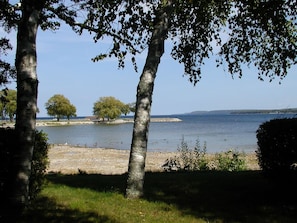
[35,117,182,127]
[1,117,182,127]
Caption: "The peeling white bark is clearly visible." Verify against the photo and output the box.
[7,1,43,213]
[126,1,172,199]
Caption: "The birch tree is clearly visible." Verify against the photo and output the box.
[132,0,296,198]
[125,1,172,198]
[2,1,121,216]
[79,0,297,198]
[3,0,132,213]
[126,0,232,199]
[6,1,45,216]
[2,0,79,218]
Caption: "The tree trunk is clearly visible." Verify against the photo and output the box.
[125,2,171,199]
[6,0,43,217]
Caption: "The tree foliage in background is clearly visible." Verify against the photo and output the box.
[93,96,129,121]
[45,94,76,121]
[0,88,16,121]
[0,0,17,86]
[0,38,16,85]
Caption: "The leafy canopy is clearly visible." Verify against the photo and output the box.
[93,96,128,121]
[0,0,18,86]
[4,1,294,86]
[45,94,76,120]
[220,1,297,82]
[77,0,297,84]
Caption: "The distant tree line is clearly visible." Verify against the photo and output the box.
[1,91,134,122]
[46,95,134,121]
[45,94,134,121]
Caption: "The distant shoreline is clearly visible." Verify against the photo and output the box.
[1,117,182,128]
[186,108,297,115]
[35,117,182,127]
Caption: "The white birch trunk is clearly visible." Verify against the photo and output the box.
[126,2,171,199]
[7,0,42,215]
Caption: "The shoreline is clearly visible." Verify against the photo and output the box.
[1,117,182,128]
[38,117,182,127]
[36,118,182,127]
[47,145,260,175]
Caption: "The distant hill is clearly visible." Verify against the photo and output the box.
[183,108,297,115]
[184,110,232,115]
[230,108,297,114]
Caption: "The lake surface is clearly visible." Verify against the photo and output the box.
[37,113,296,153]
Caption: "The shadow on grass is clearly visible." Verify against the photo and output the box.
[144,171,297,222]
[14,174,126,223]
[23,171,297,223]
[16,196,119,223]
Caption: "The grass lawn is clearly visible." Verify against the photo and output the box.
[19,171,297,223]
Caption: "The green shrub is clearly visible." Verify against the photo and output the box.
[0,128,49,201]
[30,130,49,200]
[162,137,247,172]
[177,137,208,171]
[256,118,297,173]
[163,137,208,171]
[215,149,246,171]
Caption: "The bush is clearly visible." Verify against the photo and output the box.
[163,137,208,171]
[30,130,49,200]
[256,118,297,173]
[177,137,208,171]
[0,128,49,201]
[162,137,247,172]
[215,150,246,171]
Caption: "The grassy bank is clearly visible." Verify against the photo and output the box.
[19,171,297,223]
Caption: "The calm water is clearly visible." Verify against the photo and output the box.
[37,113,296,153]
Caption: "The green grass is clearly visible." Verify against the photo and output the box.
[19,171,297,223]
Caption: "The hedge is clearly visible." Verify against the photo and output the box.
[256,118,297,173]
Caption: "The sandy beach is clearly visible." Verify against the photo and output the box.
[47,145,260,175]
[47,145,179,174]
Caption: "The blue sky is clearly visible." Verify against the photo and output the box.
[2,23,297,117]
